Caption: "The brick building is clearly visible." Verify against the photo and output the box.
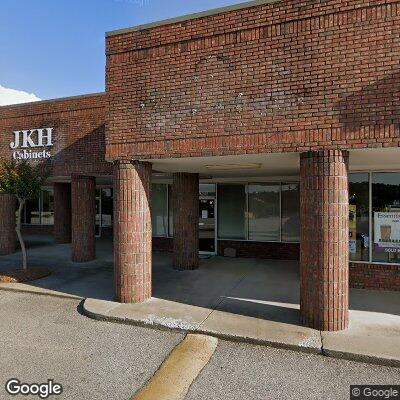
[1,0,399,331]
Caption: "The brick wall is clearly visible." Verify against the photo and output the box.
[106,0,400,161]
[0,94,111,177]
[350,262,400,291]
[218,240,300,260]
[21,225,54,236]
[153,237,173,252]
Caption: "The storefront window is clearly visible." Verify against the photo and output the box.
[151,184,169,237]
[168,185,173,237]
[217,184,246,240]
[248,184,280,241]
[24,198,40,224]
[22,188,53,225]
[372,172,400,264]
[281,183,300,242]
[41,188,54,225]
[349,173,369,261]
[101,188,113,228]
[199,184,216,197]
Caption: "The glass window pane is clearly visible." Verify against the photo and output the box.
[151,184,168,237]
[349,173,370,262]
[25,197,40,224]
[41,188,54,225]
[199,184,216,196]
[281,183,300,242]
[101,188,113,228]
[217,184,246,240]
[96,189,101,236]
[248,184,280,241]
[168,185,173,237]
[372,172,400,264]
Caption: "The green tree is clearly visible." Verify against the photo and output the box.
[0,160,49,270]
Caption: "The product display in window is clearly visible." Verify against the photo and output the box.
[349,173,369,262]
[372,172,400,264]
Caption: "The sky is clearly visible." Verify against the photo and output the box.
[0,0,246,105]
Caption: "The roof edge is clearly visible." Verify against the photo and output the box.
[106,0,281,38]
[0,92,106,109]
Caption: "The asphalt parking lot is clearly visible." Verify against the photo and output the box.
[0,291,398,400]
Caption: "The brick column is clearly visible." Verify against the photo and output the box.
[172,173,199,270]
[113,161,152,303]
[54,183,72,244]
[0,194,16,255]
[300,150,349,331]
[71,175,96,262]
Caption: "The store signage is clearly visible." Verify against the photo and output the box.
[374,212,400,254]
[10,128,54,160]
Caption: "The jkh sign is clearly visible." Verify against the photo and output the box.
[10,128,54,160]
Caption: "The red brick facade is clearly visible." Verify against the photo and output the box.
[113,161,152,303]
[0,94,110,177]
[54,183,72,244]
[21,225,54,236]
[350,262,400,291]
[0,194,16,255]
[106,0,400,161]
[71,175,96,262]
[0,0,399,327]
[218,240,300,261]
[300,150,349,331]
[172,173,200,270]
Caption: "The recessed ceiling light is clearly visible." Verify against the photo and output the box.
[205,163,262,171]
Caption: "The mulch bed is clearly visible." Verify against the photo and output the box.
[0,268,51,283]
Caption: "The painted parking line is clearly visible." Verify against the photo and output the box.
[132,334,218,400]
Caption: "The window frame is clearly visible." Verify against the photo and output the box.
[21,186,54,226]
[350,170,400,266]
[217,181,300,244]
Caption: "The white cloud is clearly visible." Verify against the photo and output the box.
[0,85,41,106]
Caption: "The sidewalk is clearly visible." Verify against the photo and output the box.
[1,237,399,367]
[83,296,400,368]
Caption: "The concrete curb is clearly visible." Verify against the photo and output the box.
[0,283,84,300]
[1,286,398,368]
[83,299,321,355]
[82,298,400,368]
[321,348,400,369]
[82,298,322,355]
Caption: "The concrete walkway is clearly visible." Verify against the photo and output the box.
[1,236,399,367]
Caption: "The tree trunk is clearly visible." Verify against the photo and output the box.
[16,198,27,270]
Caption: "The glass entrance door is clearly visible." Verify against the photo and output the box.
[199,196,216,254]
